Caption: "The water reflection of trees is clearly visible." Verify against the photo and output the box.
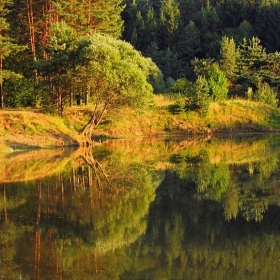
[125,178,280,280]
[0,145,159,279]
[171,143,280,222]
[1,137,280,279]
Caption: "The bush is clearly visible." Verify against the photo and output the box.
[254,83,278,107]
[189,76,211,115]
[169,78,192,95]
[207,63,229,101]
[5,78,35,108]
[169,76,211,115]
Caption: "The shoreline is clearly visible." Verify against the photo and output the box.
[1,98,280,152]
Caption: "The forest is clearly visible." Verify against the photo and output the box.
[1,0,280,122]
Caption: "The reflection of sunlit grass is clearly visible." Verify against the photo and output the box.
[207,139,273,164]
[0,148,80,183]
[102,136,280,170]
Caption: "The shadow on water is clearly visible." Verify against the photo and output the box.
[1,135,280,279]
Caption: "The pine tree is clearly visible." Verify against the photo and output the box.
[235,37,267,95]
[220,36,238,79]
[177,20,202,62]
[255,3,280,53]
[36,22,77,116]
[50,0,125,37]
[194,0,221,58]
[158,0,181,49]
[0,0,26,108]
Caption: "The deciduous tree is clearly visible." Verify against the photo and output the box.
[74,34,156,144]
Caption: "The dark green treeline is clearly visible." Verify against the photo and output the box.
[122,0,280,78]
[2,0,280,110]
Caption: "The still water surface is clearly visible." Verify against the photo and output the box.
[1,136,280,279]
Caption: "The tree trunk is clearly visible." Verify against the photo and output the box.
[82,116,96,146]
[27,0,39,103]
[3,185,7,224]
[0,82,3,109]
[85,84,90,105]
[35,181,42,280]
[0,55,3,108]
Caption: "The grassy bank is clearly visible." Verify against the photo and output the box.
[67,96,280,137]
[0,110,81,151]
[1,96,280,151]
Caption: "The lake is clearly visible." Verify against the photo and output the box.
[1,135,280,279]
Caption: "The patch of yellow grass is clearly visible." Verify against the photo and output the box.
[154,94,175,108]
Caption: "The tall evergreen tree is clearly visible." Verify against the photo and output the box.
[158,0,181,49]
[179,0,202,25]
[194,0,221,58]
[36,22,77,116]
[50,0,125,38]
[255,2,280,52]
[177,20,202,62]
[0,0,25,108]
[235,37,267,94]
[220,36,238,79]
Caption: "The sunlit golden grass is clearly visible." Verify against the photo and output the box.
[0,110,81,150]
[1,96,280,152]
[206,99,275,127]
[154,94,175,108]
[89,97,280,138]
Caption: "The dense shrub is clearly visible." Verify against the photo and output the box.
[254,83,278,107]
[169,76,211,115]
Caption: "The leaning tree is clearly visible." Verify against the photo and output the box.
[74,33,162,145]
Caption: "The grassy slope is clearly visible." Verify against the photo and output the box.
[86,96,280,137]
[1,96,280,151]
[0,110,82,151]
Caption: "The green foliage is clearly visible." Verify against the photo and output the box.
[254,82,278,107]
[49,0,125,38]
[177,21,202,61]
[3,0,280,117]
[169,74,212,115]
[222,20,254,45]
[5,78,35,107]
[220,36,238,79]
[231,37,268,96]
[255,2,280,53]
[144,43,185,80]
[36,22,78,116]
[158,0,181,48]
[169,77,192,95]
[0,0,26,108]
[190,76,211,115]
[76,33,154,108]
[165,76,176,89]
[193,0,221,58]
[138,57,166,93]
[192,59,229,101]
[168,76,210,115]
[207,63,229,101]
